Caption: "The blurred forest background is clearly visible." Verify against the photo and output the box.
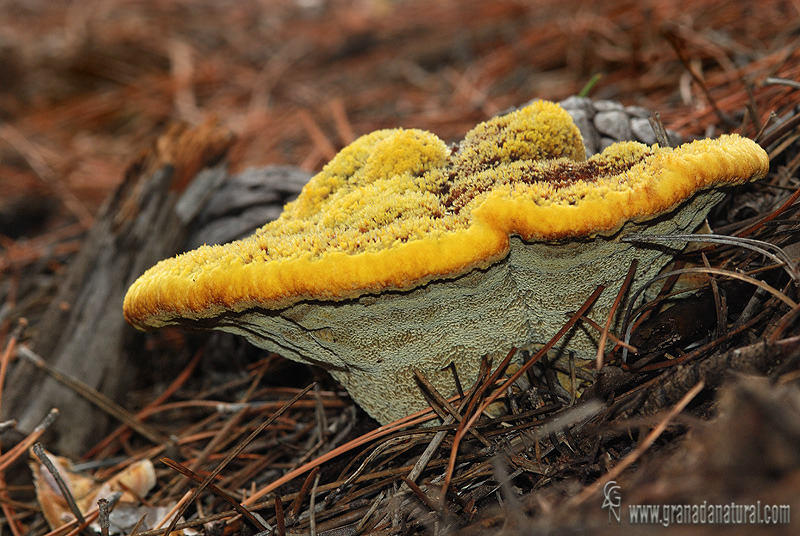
[2,1,800,534]
[1,0,796,239]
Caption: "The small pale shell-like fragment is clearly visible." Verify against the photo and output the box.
[31,450,156,530]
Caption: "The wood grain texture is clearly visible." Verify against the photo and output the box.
[3,121,233,455]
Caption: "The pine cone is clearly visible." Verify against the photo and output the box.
[558,95,682,157]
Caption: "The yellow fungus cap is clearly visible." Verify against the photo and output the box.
[124,100,768,330]
[123,99,770,423]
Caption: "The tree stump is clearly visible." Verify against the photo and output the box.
[4,120,234,455]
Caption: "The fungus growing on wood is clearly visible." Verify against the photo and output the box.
[123,100,769,424]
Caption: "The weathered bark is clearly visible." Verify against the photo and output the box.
[187,165,311,249]
[4,120,234,455]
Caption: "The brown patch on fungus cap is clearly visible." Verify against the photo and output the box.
[124,100,769,424]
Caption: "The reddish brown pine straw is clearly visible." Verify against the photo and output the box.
[2,1,800,535]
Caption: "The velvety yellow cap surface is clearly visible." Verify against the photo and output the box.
[124,100,769,329]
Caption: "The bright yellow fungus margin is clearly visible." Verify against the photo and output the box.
[124,101,768,330]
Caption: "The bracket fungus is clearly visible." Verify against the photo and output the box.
[124,100,769,424]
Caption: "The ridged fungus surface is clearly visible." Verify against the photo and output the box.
[124,100,769,423]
